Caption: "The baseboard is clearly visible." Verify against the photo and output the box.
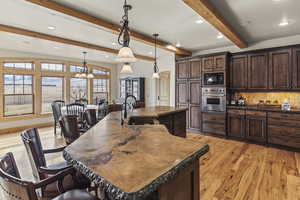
[0,122,54,135]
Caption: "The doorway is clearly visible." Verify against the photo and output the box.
[156,71,170,106]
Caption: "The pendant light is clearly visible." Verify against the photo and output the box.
[116,0,137,63]
[152,33,160,79]
[120,62,133,74]
[75,52,94,79]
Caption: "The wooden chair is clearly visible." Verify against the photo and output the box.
[97,102,108,120]
[0,152,97,200]
[21,128,90,198]
[66,103,85,128]
[85,109,98,128]
[51,100,65,135]
[59,115,81,145]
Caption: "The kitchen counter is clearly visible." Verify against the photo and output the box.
[63,107,208,200]
[227,105,300,113]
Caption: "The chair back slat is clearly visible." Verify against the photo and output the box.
[66,103,84,121]
[0,153,37,200]
[60,115,80,145]
[21,128,46,181]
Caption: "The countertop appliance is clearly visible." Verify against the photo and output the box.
[203,72,224,86]
[202,87,226,112]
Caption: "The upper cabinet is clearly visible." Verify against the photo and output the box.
[229,55,248,89]
[268,48,292,89]
[202,55,226,72]
[176,60,189,79]
[292,47,300,89]
[189,59,202,79]
[248,52,269,89]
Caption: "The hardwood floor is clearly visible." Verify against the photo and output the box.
[0,127,299,200]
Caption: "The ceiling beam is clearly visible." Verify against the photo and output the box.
[0,24,155,62]
[182,0,248,48]
[24,0,192,56]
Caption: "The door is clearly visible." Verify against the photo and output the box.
[189,81,201,130]
[156,72,170,106]
[292,47,300,89]
[227,113,245,138]
[202,57,214,72]
[176,81,188,106]
[214,55,226,71]
[230,55,248,89]
[245,115,267,143]
[269,48,292,89]
[190,59,202,79]
[176,61,189,79]
[248,52,268,89]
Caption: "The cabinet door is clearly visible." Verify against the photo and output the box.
[176,61,189,79]
[292,47,300,89]
[202,57,214,72]
[268,125,300,149]
[245,116,266,143]
[190,59,202,79]
[189,81,201,130]
[227,113,245,138]
[176,81,189,106]
[269,48,292,89]
[229,55,248,89]
[248,52,268,89]
[214,55,226,71]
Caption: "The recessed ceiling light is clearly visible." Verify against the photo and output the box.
[217,33,224,39]
[112,42,117,46]
[176,42,181,48]
[105,55,109,58]
[148,52,153,55]
[279,21,289,27]
[166,45,177,51]
[53,46,59,49]
[47,26,55,30]
[195,19,204,24]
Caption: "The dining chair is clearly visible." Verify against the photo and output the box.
[98,102,109,120]
[85,109,98,128]
[21,128,90,198]
[59,115,81,145]
[0,152,97,200]
[66,103,85,127]
[51,100,65,135]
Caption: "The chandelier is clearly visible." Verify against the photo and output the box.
[75,52,94,79]
[152,33,160,79]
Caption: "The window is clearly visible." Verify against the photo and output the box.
[41,63,64,72]
[93,68,109,75]
[41,77,64,113]
[70,65,84,73]
[93,79,109,103]
[4,62,33,70]
[70,78,87,101]
[4,74,33,116]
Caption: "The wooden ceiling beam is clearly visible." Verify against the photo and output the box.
[24,0,192,56]
[182,0,248,48]
[0,24,154,62]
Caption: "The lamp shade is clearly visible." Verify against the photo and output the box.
[75,73,81,78]
[152,72,160,79]
[87,73,94,79]
[116,47,137,63]
[120,63,133,74]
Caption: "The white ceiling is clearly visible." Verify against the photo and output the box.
[0,0,299,63]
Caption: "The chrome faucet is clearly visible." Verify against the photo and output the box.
[121,94,136,126]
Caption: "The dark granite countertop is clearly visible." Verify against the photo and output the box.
[63,107,208,200]
[227,105,300,114]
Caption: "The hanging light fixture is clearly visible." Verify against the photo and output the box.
[152,33,160,79]
[116,0,137,63]
[75,52,94,79]
[120,62,133,74]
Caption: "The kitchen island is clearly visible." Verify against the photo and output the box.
[63,107,209,200]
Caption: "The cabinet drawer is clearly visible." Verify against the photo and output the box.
[202,113,225,123]
[268,118,300,127]
[203,122,225,135]
[268,112,300,121]
[246,111,267,117]
[227,109,245,115]
[268,125,300,149]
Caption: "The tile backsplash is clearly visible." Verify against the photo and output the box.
[234,92,300,106]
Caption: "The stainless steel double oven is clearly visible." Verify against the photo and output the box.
[202,87,226,112]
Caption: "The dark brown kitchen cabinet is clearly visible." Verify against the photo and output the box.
[229,55,248,89]
[176,60,189,79]
[269,48,292,89]
[245,111,267,143]
[176,81,189,106]
[190,59,202,79]
[202,112,226,136]
[248,52,268,89]
[292,47,300,89]
[189,81,201,130]
[202,55,226,72]
[227,109,245,138]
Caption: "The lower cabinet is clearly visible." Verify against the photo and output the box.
[202,112,226,136]
[158,111,187,138]
[245,111,267,143]
[227,111,245,139]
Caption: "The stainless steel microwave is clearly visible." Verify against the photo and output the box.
[203,73,224,86]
